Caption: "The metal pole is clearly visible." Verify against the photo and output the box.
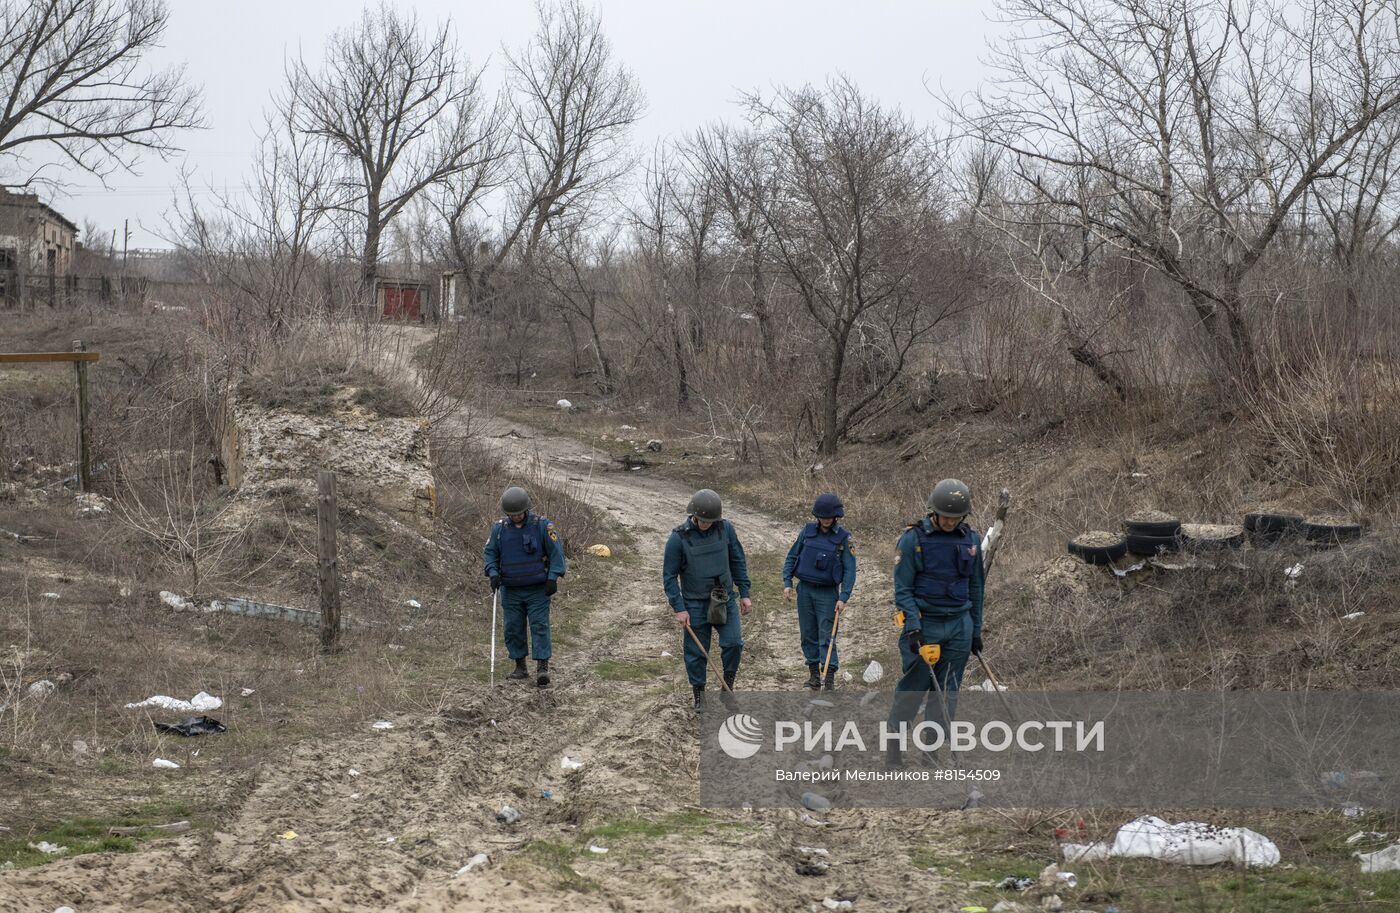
[490,589,499,687]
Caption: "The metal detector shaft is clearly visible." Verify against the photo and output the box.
[684,621,733,692]
[490,589,499,687]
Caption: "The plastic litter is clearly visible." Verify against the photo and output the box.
[1357,842,1400,873]
[151,758,180,769]
[1344,803,1365,818]
[28,841,66,855]
[588,844,609,854]
[453,853,490,876]
[280,830,297,840]
[996,875,1034,891]
[1343,611,1365,620]
[1056,871,1077,889]
[588,544,612,558]
[967,678,1009,692]
[371,721,394,730]
[240,688,256,697]
[159,591,194,610]
[126,692,222,713]
[154,715,226,737]
[1284,563,1305,580]
[797,846,829,856]
[556,399,572,410]
[861,661,883,683]
[27,680,55,698]
[799,813,829,827]
[541,789,553,799]
[40,592,59,599]
[801,792,833,813]
[54,907,76,913]
[1111,815,1280,867]
[348,768,361,777]
[821,900,852,911]
[497,805,520,824]
[661,651,673,658]
[1061,842,1111,862]
[1347,831,1389,845]
[405,599,422,609]
[561,755,584,770]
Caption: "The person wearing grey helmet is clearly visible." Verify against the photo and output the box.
[483,486,567,687]
[663,489,753,709]
[886,479,985,766]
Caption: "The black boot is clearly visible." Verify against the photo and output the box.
[884,743,903,768]
[823,668,837,691]
[693,685,705,709]
[536,659,550,688]
[507,658,529,680]
[805,664,821,690]
[721,672,738,710]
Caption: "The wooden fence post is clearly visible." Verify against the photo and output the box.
[317,470,342,652]
[73,340,91,493]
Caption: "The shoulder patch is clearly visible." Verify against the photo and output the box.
[893,553,901,565]
[548,525,560,542]
[847,541,856,555]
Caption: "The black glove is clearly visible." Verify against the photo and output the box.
[903,629,923,653]
[489,575,501,592]
[545,578,558,596]
[971,635,984,655]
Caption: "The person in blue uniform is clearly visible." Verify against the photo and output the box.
[662,489,752,709]
[483,486,566,687]
[783,493,857,690]
[886,479,985,766]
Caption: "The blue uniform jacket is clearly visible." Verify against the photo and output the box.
[483,513,567,582]
[662,518,752,613]
[893,519,984,637]
[782,525,857,603]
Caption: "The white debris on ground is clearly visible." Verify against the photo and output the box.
[820,899,853,911]
[159,591,194,611]
[862,661,883,683]
[371,721,394,730]
[967,678,1009,691]
[26,680,56,698]
[1285,563,1305,580]
[556,399,573,410]
[497,806,520,824]
[1343,611,1365,620]
[1358,843,1400,873]
[40,592,59,599]
[1063,815,1280,868]
[76,491,110,514]
[405,599,422,609]
[561,755,584,770]
[125,691,223,713]
[240,687,256,697]
[1347,831,1390,844]
[587,844,609,854]
[27,841,67,855]
[453,853,491,876]
[152,759,180,770]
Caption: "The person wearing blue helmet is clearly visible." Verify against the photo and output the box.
[783,492,857,690]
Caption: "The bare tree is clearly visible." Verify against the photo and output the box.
[497,0,643,269]
[0,0,201,185]
[286,3,502,287]
[701,79,968,455]
[169,99,337,337]
[959,0,1400,393]
[538,220,620,391]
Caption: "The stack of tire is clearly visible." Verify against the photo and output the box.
[1245,511,1362,549]
[1122,513,1182,557]
[1067,531,1128,565]
[1179,523,1246,551]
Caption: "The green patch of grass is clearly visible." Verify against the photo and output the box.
[584,810,751,843]
[507,839,599,893]
[0,798,198,869]
[592,658,671,681]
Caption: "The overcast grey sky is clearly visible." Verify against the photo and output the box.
[51,0,999,250]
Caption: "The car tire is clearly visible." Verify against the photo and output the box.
[1068,537,1128,565]
[1122,518,1183,538]
[1243,512,1302,546]
[1124,532,1180,556]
